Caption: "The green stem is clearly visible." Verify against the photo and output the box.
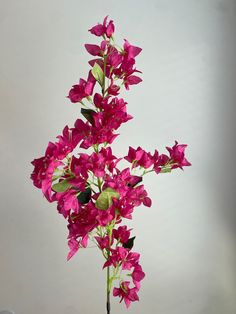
[102,55,107,97]
[142,169,154,176]
[97,177,102,192]
[106,266,111,314]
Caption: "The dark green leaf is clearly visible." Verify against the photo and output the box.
[81,108,96,125]
[123,236,136,250]
[77,187,92,204]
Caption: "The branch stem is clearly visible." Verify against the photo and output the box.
[106,266,111,314]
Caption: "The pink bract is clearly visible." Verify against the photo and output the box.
[113,281,139,308]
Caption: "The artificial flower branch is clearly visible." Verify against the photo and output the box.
[31,16,191,313]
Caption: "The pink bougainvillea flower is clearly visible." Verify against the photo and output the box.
[103,247,129,268]
[103,246,140,270]
[100,147,121,173]
[89,16,115,38]
[107,82,120,96]
[31,125,82,194]
[71,147,119,179]
[115,59,142,90]
[138,151,153,169]
[93,92,107,109]
[124,75,142,90]
[75,97,132,149]
[70,154,90,180]
[132,264,145,283]
[103,168,131,195]
[67,202,98,239]
[152,150,169,174]
[89,151,107,177]
[107,46,123,69]
[31,156,48,189]
[95,235,113,250]
[75,116,120,149]
[118,57,135,74]
[55,125,83,159]
[123,39,142,60]
[67,234,88,261]
[56,189,80,218]
[31,141,63,202]
[122,251,140,270]
[40,160,62,202]
[102,169,151,223]
[125,146,153,169]
[113,226,131,244]
[113,200,135,219]
[96,207,115,226]
[73,118,92,148]
[68,71,96,103]
[125,146,145,164]
[131,264,145,290]
[166,141,192,169]
[88,147,120,177]
[131,185,152,208]
[93,97,133,131]
[113,281,139,308]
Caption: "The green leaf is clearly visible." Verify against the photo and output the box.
[123,236,136,250]
[53,168,62,176]
[52,169,62,181]
[77,187,92,204]
[91,63,104,86]
[95,187,120,210]
[81,108,96,124]
[52,180,71,192]
[161,166,171,173]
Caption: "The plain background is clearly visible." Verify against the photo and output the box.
[0,0,236,313]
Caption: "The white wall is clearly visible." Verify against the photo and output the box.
[0,1,236,313]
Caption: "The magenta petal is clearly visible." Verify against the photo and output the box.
[103,15,109,27]
[113,287,120,297]
[132,266,145,282]
[129,46,142,58]
[67,238,79,261]
[103,260,110,269]
[134,280,141,290]
[106,20,115,37]
[81,235,89,248]
[182,158,192,166]
[143,197,152,207]
[84,81,95,95]
[124,298,131,308]
[89,24,105,36]
[84,44,101,56]
[126,75,142,85]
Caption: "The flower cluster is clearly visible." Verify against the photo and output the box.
[30,16,191,310]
